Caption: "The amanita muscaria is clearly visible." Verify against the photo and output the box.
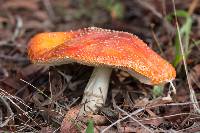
[28,27,176,115]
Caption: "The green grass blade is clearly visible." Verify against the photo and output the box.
[86,119,94,133]
[166,10,193,67]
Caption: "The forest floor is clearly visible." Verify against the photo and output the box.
[0,0,200,132]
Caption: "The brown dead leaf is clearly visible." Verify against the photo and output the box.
[143,109,164,126]
[134,97,173,108]
[61,105,108,132]
[147,97,173,108]
[61,105,83,133]
[141,118,165,127]
[2,77,21,91]
[19,64,47,78]
[40,126,53,133]
[163,106,183,121]
[134,98,149,107]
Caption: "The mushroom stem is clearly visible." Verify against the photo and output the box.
[79,67,112,116]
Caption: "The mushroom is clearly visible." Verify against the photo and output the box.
[27,27,176,116]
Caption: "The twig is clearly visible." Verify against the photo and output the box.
[0,90,32,110]
[0,97,14,127]
[5,96,38,126]
[150,25,165,57]
[136,0,162,19]
[146,101,200,109]
[16,121,38,132]
[177,122,200,132]
[20,79,64,109]
[139,112,199,122]
[0,90,38,126]
[137,0,175,36]
[3,108,64,121]
[116,106,154,133]
[68,97,80,108]
[101,108,144,132]
[42,0,56,21]
[0,89,39,127]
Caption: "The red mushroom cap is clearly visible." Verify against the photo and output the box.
[28,27,176,85]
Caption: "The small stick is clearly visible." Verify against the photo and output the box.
[0,97,14,127]
[101,108,144,132]
[172,0,200,113]
[116,106,154,133]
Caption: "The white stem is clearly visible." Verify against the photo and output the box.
[79,67,112,116]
